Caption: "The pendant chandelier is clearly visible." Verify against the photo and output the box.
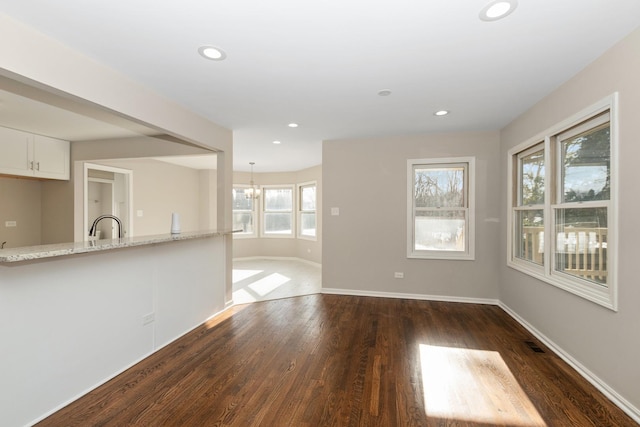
[245,162,261,199]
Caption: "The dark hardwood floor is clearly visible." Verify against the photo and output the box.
[38,295,637,426]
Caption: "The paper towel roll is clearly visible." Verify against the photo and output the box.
[171,212,181,234]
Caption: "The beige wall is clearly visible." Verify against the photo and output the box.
[40,179,74,244]
[322,131,501,299]
[0,176,42,248]
[233,165,322,264]
[95,158,212,236]
[71,137,215,241]
[199,169,218,230]
[1,137,215,246]
[499,27,640,415]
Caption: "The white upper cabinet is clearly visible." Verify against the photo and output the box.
[0,126,31,176]
[0,126,70,180]
[32,135,70,179]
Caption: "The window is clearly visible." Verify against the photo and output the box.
[407,157,475,260]
[298,182,317,239]
[514,143,545,265]
[261,186,294,237]
[232,186,257,238]
[508,94,617,310]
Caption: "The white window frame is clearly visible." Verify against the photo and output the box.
[407,157,475,260]
[507,93,618,311]
[260,184,295,238]
[232,185,257,238]
[297,181,317,241]
[512,142,546,267]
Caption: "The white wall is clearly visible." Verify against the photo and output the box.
[499,27,640,418]
[0,237,227,427]
[322,131,501,300]
[233,165,322,264]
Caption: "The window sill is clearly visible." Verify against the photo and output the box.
[507,259,616,311]
[408,251,475,261]
[259,234,295,239]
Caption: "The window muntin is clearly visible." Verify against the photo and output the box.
[232,187,256,237]
[298,183,317,239]
[408,158,475,260]
[262,186,294,237]
[508,95,617,310]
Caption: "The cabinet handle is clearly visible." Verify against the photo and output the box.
[30,161,34,170]
[36,162,40,171]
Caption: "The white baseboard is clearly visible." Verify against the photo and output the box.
[233,256,321,268]
[499,302,640,424]
[321,287,499,306]
[27,302,237,427]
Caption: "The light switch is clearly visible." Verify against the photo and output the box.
[5,221,16,227]
[137,210,144,217]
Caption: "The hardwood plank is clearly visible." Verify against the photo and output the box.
[36,295,638,426]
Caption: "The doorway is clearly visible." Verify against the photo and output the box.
[83,163,133,241]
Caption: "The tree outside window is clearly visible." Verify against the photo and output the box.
[408,157,475,260]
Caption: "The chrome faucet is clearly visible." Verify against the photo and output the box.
[1,241,6,249]
[89,215,124,239]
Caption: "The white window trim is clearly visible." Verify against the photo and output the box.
[507,93,618,311]
[260,184,295,238]
[232,184,258,239]
[407,156,475,261]
[297,181,317,241]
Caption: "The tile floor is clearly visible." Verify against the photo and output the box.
[232,258,322,304]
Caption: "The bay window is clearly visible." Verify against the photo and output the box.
[232,186,256,237]
[298,182,317,239]
[261,186,294,237]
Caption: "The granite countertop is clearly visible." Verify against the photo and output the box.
[0,230,236,263]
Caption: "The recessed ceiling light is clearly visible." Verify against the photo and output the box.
[288,123,299,128]
[479,0,518,21]
[378,89,392,97]
[273,140,281,145]
[198,45,227,61]
[434,110,449,116]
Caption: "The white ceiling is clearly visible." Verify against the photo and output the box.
[1,1,640,172]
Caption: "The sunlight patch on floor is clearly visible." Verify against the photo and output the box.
[232,269,263,283]
[233,288,257,304]
[248,273,290,296]
[419,344,546,426]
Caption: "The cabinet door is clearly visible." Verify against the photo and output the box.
[33,135,70,180]
[0,127,31,176]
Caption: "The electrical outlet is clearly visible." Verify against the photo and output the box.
[331,207,340,216]
[5,221,17,227]
[142,312,155,325]
[394,272,404,279]
[137,210,144,217]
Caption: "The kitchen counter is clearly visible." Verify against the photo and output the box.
[0,230,236,263]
